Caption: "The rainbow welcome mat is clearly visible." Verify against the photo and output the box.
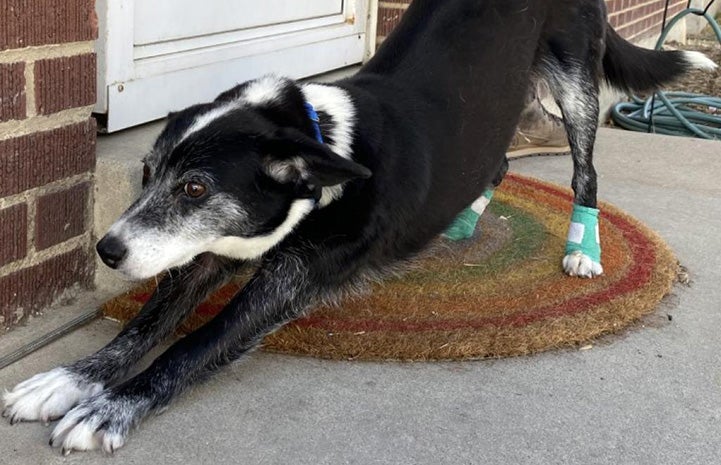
[103,174,678,361]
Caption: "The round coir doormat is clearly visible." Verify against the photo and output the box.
[103,173,679,361]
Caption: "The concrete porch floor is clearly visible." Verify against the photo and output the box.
[1,127,720,464]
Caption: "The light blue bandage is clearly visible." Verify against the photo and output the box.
[565,204,601,263]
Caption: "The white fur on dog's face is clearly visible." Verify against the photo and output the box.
[104,191,252,280]
[106,189,314,281]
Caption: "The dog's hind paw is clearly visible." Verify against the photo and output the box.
[563,251,603,278]
[3,368,103,425]
[50,390,150,454]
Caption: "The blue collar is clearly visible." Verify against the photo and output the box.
[304,102,324,144]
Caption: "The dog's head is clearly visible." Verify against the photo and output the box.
[97,76,371,280]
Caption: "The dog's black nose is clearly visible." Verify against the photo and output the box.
[96,235,127,269]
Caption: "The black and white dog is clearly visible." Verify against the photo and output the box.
[4,0,715,453]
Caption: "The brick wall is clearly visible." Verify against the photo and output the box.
[0,0,98,331]
[377,0,688,45]
[607,0,687,40]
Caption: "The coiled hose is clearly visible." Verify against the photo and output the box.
[610,7,721,139]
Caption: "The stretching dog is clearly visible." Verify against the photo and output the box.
[4,0,715,453]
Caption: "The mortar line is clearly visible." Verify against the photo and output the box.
[24,60,36,118]
[26,192,37,257]
[0,42,95,64]
[0,231,93,277]
[0,106,94,141]
[0,173,93,210]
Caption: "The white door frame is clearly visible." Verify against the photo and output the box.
[95,0,372,132]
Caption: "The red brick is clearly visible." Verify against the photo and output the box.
[378,6,407,37]
[603,0,687,39]
[0,203,27,267]
[35,54,96,115]
[0,247,93,327]
[35,181,90,250]
[0,119,96,197]
[0,62,25,122]
[0,0,97,51]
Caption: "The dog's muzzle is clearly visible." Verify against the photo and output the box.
[96,235,128,270]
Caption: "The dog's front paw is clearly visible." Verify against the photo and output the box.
[3,367,103,424]
[50,390,151,454]
[563,251,603,278]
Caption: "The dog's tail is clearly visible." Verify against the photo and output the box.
[602,25,717,93]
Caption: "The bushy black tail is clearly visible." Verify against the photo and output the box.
[602,25,717,93]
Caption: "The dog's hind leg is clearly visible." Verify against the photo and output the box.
[47,251,326,453]
[3,254,239,425]
[543,61,603,278]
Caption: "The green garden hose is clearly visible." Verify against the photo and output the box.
[610,7,721,139]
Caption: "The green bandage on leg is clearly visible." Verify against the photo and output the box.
[565,204,601,263]
[443,189,494,241]
[443,208,480,241]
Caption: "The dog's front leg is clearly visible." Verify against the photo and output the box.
[48,253,319,454]
[3,254,239,425]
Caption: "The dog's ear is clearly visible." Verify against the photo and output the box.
[261,127,371,188]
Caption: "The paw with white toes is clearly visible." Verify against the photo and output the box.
[50,390,151,454]
[563,250,603,278]
[3,367,103,424]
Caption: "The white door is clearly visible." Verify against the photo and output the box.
[95,0,371,132]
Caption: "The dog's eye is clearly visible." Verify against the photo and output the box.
[142,164,151,188]
[183,182,207,198]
